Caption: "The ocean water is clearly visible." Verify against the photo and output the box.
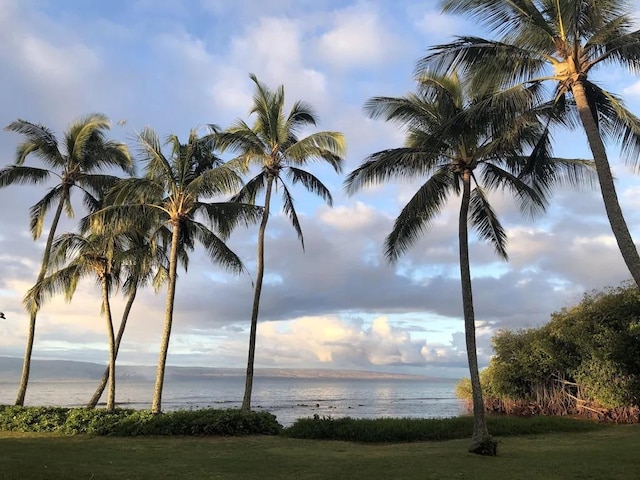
[0,377,466,426]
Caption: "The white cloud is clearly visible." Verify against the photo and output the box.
[255,315,448,368]
[316,3,400,70]
[229,17,327,103]
[318,201,379,230]
[623,80,640,98]
[413,9,466,39]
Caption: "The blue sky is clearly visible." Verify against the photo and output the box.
[1,0,640,379]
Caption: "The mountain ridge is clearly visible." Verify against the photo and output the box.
[0,356,440,382]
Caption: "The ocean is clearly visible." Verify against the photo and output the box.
[0,376,466,426]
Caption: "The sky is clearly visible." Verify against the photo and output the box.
[2,0,640,380]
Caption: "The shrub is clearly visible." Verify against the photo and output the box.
[0,406,282,437]
[282,415,601,443]
[458,282,640,420]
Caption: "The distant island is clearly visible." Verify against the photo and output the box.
[0,356,438,383]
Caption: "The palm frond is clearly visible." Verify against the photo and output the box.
[480,162,547,218]
[364,94,441,131]
[582,80,640,169]
[28,185,66,239]
[384,166,454,262]
[418,37,549,90]
[230,172,267,204]
[441,0,556,41]
[136,127,175,185]
[345,148,446,194]
[23,264,83,315]
[185,163,244,199]
[0,165,54,188]
[468,185,508,260]
[106,177,166,208]
[286,99,319,133]
[280,182,304,249]
[68,114,111,165]
[194,201,263,239]
[84,140,133,175]
[286,167,334,206]
[217,121,267,162]
[5,119,63,167]
[285,132,346,171]
[191,220,244,274]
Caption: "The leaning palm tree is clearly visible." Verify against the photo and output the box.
[104,127,262,413]
[1,114,132,405]
[86,217,170,409]
[419,0,640,287]
[25,224,130,411]
[217,74,346,412]
[345,72,593,454]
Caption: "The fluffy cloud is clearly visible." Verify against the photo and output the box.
[411,8,468,40]
[254,315,452,369]
[316,3,401,70]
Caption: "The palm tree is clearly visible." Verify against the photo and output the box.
[86,217,170,409]
[345,72,593,454]
[217,74,346,412]
[419,0,640,287]
[1,114,132,405]
[25,224,130,411]
[104,127,262,413]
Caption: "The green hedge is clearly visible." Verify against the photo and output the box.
[0,405,282,436]
[283,415,603,443]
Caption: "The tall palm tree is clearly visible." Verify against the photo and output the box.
[25,224,130,411]
[86,217,170,409]
[105,127,262,414]
[419,0,640,287]
[217,74,346,412]
[345,72,593,454]
[1,114,132,405]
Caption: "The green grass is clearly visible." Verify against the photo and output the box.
[2,425,640,479]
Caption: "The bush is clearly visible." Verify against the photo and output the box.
[0,405,282,437]
[282,414,601,443]
[458,282,640,419]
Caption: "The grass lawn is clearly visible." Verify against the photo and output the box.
[1,425,639,479]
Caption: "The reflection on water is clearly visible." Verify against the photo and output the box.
[0,377,466,426]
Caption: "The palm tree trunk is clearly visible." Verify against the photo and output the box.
[88,288,137,408]
[459,171,493,455]
[15,193,67,406]
[102,276,117,412]
[152,223,180,414]
[242,176,274,412]
[573,80,640,287]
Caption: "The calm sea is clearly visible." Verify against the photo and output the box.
[0,377,466,426]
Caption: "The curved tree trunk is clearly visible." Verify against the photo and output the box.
[242,176,274,412]
[459,171,494,455]
[87,288,137,408]
[15,192,67,406]
[102,276,117,412]
[152,224,181,414]
[573,81,640,287]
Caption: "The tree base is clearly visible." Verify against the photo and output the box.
[468,437,498,456]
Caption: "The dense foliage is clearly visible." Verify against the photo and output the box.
[458,283,640,420]
[0,406,281,436]
[283,415,600,443]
